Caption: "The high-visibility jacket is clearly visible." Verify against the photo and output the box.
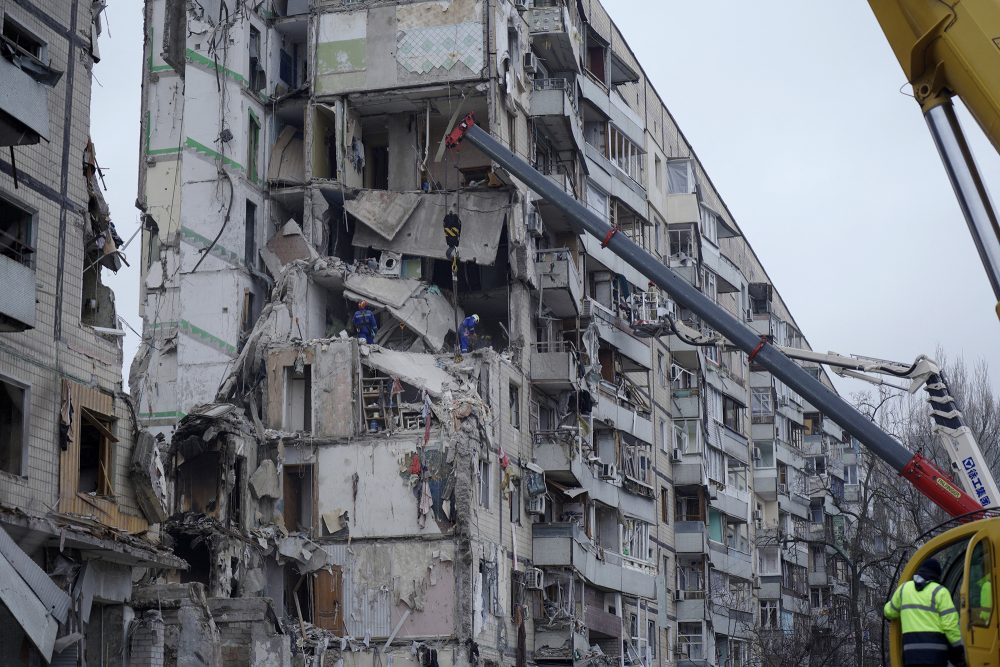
[884,579,963,666]
[974,576,992,625]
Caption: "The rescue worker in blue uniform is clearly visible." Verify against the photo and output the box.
[459,313,480,353]
[884,558,966,667]
[353,300,378,344]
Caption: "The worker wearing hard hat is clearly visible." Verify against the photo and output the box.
[353,300,378,344]
[884,558,966,667]
[459,313,480,353]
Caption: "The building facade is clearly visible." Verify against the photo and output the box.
[0,1,180,664]
[129,1,878,666]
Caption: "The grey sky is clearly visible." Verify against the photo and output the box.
[91,2,1000,395]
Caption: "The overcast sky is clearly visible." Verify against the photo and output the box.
[91,2,1000,395]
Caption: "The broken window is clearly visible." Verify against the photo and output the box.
[666,158,695,194]
[0,377,26,475]
[248,111,261,182]
[807,455,827,476]
[0,196,33,266]
[2,15,45,61]
[283,362,312,432]
[78,408,116,496]
[585,39,606,85]
[248,25,265,93]
[668,225,695,260]
[244,199,257,270]
[509,383,520,430]
[722,395,742,433]
[699,206,719,245]
[478,459,491,510]
[175,533,211,587]
[283,464,314,532]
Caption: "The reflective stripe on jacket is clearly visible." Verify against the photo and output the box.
[884,580,962,665]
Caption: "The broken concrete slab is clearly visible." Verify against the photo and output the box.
[250,460,281,499]
[130,430,170,523]
[362,348,460,397]
[265,219,319,268]
[352,191,511,265]
[344,190,422,241]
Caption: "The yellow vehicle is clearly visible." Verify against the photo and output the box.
[869,2,1000,665]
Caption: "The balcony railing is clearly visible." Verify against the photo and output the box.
[532,77,578,113]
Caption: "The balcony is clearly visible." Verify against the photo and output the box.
[534,169,577,233]
[670,390,700,420]
[530,341,579,392]
[532,430,656,520]
[809,569,829,587]
[594,385,653,444]
[534,625,590,661]
[0,55,55,146]
[530,78,584,153]
[524,5,580,72]
[675,522,708,554]
[708,541,753,579]
[582,297,652,370]
[675,593,708,621]
[535,248,583,318]
[709,486,749,521]
[0,251,36,331]
[532,523,655,597]
[753,470,778,501]
[674,460,706,488]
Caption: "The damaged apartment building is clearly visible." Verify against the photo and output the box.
[0,1,185,665]
[131,0,869,666]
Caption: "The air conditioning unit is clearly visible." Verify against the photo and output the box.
[525,206,543,237]
[777,482,788,495]
[599,463,618,480]
[527,494,546,515]
[525,567,544,590]
[672,448,683,462]
[523,52,540,75]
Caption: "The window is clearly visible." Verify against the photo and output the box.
[707,387,723,424]
[727,460,748,493]
[845,463,858,485]
[248,25,265,92]
[676,495,703,522]
[607,125,643,183]
[756,441,774,468]
[810,586,829,609]
[510,477,521,524]
[675,419,701,454]
[669,225,695,259]
[708,509,724,543]
[723,395,743,433]
[751,387,774,423]
[657,352,667,388]
[758,547,780,576]
[677,622,704,660]
[809,498,824,525]
[79,408,117,496]
[661,486,670,524]
[2,16,44,60]
[970,540,993,627]
[586,181,609,221]
[701,268,718,303]
[622,519,651,562]
[244,200,257,270]
[654,155,663,191]
[699,206,719,245]
[0,378,26,475]
[659,418,669,453]
[760,600,778,629]
[807,456,827,476]
[706,446,724,483]
[667,159,695,194]
[248,111,261,182]
[585,42,606,84]
[509,383,520,429]
[0,197,34,267]
[647,620,656,659]
[671,364,696,390]
[804,412,823,436]
[478,459,491,509]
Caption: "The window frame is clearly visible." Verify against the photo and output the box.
[0,374,29,477]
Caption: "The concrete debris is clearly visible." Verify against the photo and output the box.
[264,219,320,271]
[129,430,170,523]
[250,459,281,499]
[352,190,512,265]
[268,125,306,185]
[344,190,423,241]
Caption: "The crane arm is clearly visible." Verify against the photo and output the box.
[445,113,981,518]
[869,0,1000,318]
[779,345,998,507]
